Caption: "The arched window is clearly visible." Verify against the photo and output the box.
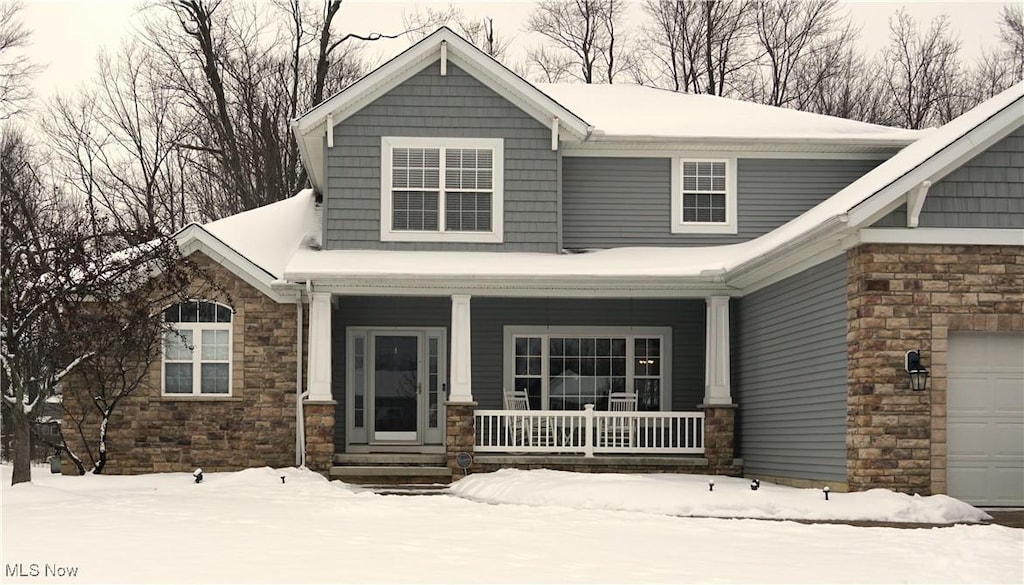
[162,301,233,396]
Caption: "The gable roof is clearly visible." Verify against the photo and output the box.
[173,190,318,302]
[536,84,924,147]
[292,27,591,192]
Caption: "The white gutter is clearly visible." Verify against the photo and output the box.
[727,215,850,283]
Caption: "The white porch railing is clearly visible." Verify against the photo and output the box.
[474,404,704,456]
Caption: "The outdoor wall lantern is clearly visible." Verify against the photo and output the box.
[905,349,930,391]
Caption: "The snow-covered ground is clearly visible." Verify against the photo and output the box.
[2,466,1021,584]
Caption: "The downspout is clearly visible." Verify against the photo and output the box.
[295,286,308,468]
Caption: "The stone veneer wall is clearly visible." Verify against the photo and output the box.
[303,403,335,473]
[701,405,741,476]
[846,243,1024,495]
[62,251,301,474]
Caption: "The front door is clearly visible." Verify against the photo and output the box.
[346,328,447,447]
[372,334,420,441]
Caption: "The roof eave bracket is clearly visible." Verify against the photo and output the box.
[907,180,932,228]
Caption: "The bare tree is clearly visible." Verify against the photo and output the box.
[997,4,1024,81]
[641,0,756,96]
[970,4,1024,102]
[1,124,195,484]
[527,0,624,84]
[746,0,846,106]
[789,32,890,124]
[45,43,195,236]
[0,2,37,119]
[135,0,443,221]
[404,6,513,60]
[882,9,966,129]
[527,43,575,83]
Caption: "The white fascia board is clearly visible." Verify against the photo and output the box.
[576,134,919,151]
[847,101,1024,228]
[725,216,850,291]
[729,239,849,293]
[174,225,299,303]
[562,147,893,159]
[858,228,1024,246]
[298,275,736,299]
[292,121,325,192]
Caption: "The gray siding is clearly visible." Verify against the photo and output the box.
[562,157,880,248]
[331,296,706,449]
[331,297,452,449]
[874,126,1024,228]
[733,255,848,482]
[325,63,559,252]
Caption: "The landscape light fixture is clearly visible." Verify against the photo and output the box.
[905,349,930,391]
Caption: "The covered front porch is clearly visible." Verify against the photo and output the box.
[302,291,740,477]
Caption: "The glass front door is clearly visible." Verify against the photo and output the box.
[373,334,419,441]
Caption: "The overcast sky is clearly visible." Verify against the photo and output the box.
[19,0,1016,100]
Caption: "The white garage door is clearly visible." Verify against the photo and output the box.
[947,333,1024,506]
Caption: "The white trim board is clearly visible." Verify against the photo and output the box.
[859,228,1024,246]
[561,147,895,159]
[379,136,505,243]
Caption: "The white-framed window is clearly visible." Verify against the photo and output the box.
[380,136,504,243]
[504,326,671,411]
[162,301,233,396]
[670,157,737,234]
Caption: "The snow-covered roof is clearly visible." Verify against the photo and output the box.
[197,82,1022,297]
[291,27,926,192]
[203,189,319,279]
[536,83,925,145]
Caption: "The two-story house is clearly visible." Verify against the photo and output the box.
[62,29,1024,507]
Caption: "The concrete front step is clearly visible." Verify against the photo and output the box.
[360,484,452,496]
[329,465,453,486]
[332,453,446,466]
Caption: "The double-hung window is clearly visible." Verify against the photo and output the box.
[162,301,233,396]
[381,137,504,243]
[506,327,670,412]
[670,158,737,234]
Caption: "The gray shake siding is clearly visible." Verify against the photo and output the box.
[873,126,1024,228]
[331,296,706,449]
[562,157,881,248]
[325,62,559,252]
[733,255,848,482]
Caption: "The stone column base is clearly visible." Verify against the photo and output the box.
[700,403,740,476]
[303,401,335,474]
[445,402,477,474]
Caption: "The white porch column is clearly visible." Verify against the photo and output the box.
[448,294,474,403]
[307,292,333,402]
[704,295,733,405]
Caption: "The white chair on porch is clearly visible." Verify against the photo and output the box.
[602,392,638,448]
[503,388,531,448]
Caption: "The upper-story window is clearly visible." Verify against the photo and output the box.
[162,301,233,396]
[670,158,737,234]
[380,137,504,243]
